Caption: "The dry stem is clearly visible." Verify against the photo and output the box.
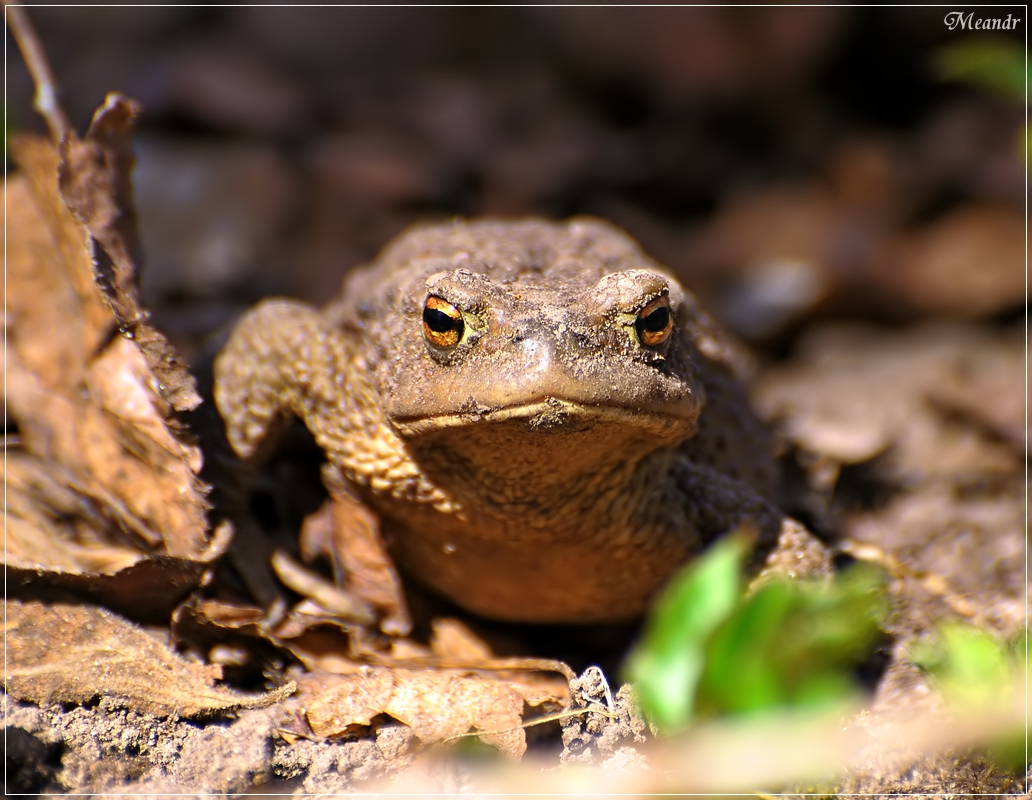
[6,5,72,143]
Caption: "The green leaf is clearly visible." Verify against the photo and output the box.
[935,38,1028,100]
[911,622,1026,770]
[911,622,1012,709]
[623,532,749,731]
[697,564,888,718]
[625,537,889,733]
[696,580,795,714]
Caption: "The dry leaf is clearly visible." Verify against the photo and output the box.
[299,664,569,758]
[5,157,110,391]
[5,109,220,610]
[4,454,134,574]
[754,323,1022,481]
[279,625,364,675]
[298,467,411,635]
[291,617,571,758]
[429,617,494,661]
[6,337,210,565]
[3,600,294,717]
[175,592,572,758]
[172,598,270,639]
[5,469,230,620]
[876,205,1025,319]
[58,93,200,412]
[172,595,366,676]
[270,549,375,625]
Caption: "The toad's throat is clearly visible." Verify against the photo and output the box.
[390,400,685,523]
[390,398,696,442]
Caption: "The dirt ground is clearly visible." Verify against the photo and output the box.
[5,6,1027,796]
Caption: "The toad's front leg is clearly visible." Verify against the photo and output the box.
[214,298,359,466]
[214,298,411,633]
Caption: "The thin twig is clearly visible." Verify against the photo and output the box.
[6,5,72,143]
[439,704,619,746]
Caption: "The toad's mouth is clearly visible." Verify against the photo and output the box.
[390,398,696,441]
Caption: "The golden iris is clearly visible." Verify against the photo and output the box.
[635,297,673,347]
[422,296,464,347]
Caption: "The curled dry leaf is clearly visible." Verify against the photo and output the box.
[6,140,111,391]
[298,663,570,758]
[3,600,294,718]
[172,594,362,676]
[5,454,140,575]
[226,469,410,644]
[5,454,230,620]
[5,114,221,616]
[301,467,411,636]
[58,92,200,412]
[170,598,274,656]
[174,596,572,757]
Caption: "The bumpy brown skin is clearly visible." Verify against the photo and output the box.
[215,218,816,623]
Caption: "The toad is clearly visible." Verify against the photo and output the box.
[214,218,826,624]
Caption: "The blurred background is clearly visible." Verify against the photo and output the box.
[7,5,1025,360]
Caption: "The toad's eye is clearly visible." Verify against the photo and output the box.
[422,296,464,347]
[635,297,673,347]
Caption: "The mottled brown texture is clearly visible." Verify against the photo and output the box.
[4,601,294,718]
[56,95,201,412]
[5,132,217,614]
[300,473,412,635]
[215,218,807,623]
[299,663,566,758]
